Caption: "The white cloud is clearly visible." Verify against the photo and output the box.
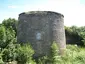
[8,5,18,8]
[1,0,85,26]
[20,0,85,26]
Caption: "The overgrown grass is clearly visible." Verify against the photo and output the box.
[37,44,85,64]
[50,44,85,64]
[1,42,85,64]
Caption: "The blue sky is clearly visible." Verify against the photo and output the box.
[0,0,85,26]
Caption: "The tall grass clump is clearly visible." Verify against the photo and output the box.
[49,43,85,64]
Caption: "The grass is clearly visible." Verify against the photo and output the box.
[53,44,85,64]
[41,43,85,64]
[36,44,85,64]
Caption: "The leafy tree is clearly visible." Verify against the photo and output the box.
[0,18,17,48]
[0,25,7,48]
[0,26,16,48]
[65,26,83,45]
[6,27,16,44]
[2,18,18,36]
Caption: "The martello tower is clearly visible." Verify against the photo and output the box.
[17,11,66,57]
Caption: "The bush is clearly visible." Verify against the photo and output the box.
[37,56,49,64]
[48,44,85,64]
[2,42,17,62]
[50,42,63,64]
[16,43,36,64]
[0,53,4,64]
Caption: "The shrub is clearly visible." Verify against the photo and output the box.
[0,53,4,64]
[2,42,17,62]
[16,43,35,64]
[50,42,63,64]
[37,56,49,64]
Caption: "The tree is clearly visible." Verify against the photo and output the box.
[2,18,18,34]
[0,25,7,48]
[0,25,16,48]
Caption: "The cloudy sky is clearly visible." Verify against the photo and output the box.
[0,0,85,26]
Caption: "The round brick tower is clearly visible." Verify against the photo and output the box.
[17,11,66,57]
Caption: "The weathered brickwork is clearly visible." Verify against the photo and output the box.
[17,11,66,57]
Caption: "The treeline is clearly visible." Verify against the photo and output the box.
[0,18,85,64]
[65,26,85,45]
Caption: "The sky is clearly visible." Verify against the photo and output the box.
[0,0,85,26]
